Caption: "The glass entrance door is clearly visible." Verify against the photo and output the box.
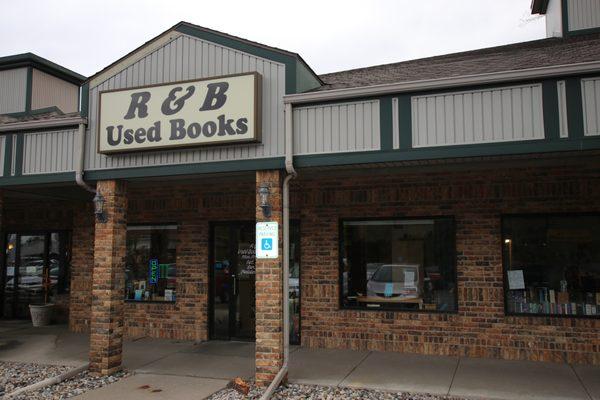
[210,222,256,340]
[1,232,70,319]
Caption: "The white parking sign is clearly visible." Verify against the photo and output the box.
[256,221,278,259]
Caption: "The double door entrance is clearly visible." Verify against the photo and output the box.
[1,231,71,319]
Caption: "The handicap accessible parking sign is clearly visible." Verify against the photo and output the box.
[256,221,278,259]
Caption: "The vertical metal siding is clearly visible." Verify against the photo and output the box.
[392,97,400,149]
[557,80,569,138]
[31,68,79,113]
[85,34,286,170]
[568,0,600,31]
[22,129,77,174]
[292,100,380,155]
[0,135,5,177]
[411,84,545,148]
[582,77,600,136]
[0,68,27,114]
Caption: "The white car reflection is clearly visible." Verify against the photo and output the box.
[366,264,421,299]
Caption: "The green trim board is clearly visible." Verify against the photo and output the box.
[0,172,75,187]
[398,94,412,149]
[25,67,32,114]
[80,82,89,118]
[3,135,13,177]
[293,136,600,168]
[562,0,570,37]
[85,157,285,181]
[379,96,393,150]
[542,80,560,140]
[565,77,584,138]
[13,134,24,176]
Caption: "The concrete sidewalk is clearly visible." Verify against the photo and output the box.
[1,321,599,400]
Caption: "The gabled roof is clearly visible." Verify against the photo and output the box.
[0,53,85,85]
[317,32,600,91]
[85,21,323,93]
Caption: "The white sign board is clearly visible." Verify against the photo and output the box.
[256,222,278,259]
[98,72,262,153]
[507,270,525,290]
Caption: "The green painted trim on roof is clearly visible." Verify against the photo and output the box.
[3,134,13,177]
[296,62,322,93]
[568,27,600,36]
[85,157,285,181]
[0,172,75,187]
[565,77,584,139]
[13,134,24,176]
[561,0,570,36]
[25,67,33,114]
[0,53,85,84]
[398,95,412,149]
[80,82,89,118]
[379,96,393,151]
[293,137,600,168]
[174,24,319,94]
[542,80,560,140]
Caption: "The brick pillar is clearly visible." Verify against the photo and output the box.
[255,170,284,387]
[89,180,127,375]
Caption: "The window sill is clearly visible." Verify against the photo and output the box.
[340,305,458,314]
[125,300,176,304]
[505,312,599,320]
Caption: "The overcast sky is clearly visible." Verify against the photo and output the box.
[0,0,546,77]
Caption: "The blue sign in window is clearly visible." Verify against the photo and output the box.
[261,238,273,251]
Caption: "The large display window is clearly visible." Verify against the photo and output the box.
[340,217,457,312]
[503,214,600,318]
[125,225,177,302]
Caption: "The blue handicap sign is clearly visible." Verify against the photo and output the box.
[261,238,273,251]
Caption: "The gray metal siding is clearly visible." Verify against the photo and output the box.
[31,68,79,113]
[0,68,27,114]
[392,97,400,149]
[85,34,286,170]
[0,135,5,177]
[582,77,600,136]
[22,129,77,174]
[292,100,380,155]
[411,84,545,148]
[557,80,569,138]
[568,0,600,31]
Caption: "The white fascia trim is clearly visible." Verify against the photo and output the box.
[284,61,600,104]
[0,117,87,132]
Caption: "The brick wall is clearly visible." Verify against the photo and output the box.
[292,157,600,364]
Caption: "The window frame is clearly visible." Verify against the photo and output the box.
[501,212,600,320]
[124,223,178,304]
[338,216,458,314]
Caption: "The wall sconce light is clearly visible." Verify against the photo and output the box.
[93,191,107,223]
[258,183,271,218]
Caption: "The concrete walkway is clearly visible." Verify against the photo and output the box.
[1,321,599,400]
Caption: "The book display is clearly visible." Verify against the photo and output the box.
[503,215,600,318]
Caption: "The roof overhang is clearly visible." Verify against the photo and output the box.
[0,53,86,85]
[284,60,600,105]
[0,116,87,132]
[531,0,550,14]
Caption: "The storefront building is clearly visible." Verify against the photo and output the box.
[1,0,600,386]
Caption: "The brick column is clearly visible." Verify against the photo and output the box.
[89,180,127,375]
[255,170,284,387]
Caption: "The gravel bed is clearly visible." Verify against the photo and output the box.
[0,361,128,399]
[0,362,71,394]
[207,382,468,400]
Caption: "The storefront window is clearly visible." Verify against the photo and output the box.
[340,218,456,312]
[125,225,177,302]
[503,214,600,317]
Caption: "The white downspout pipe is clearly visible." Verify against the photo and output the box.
[260,103,296,400]
[75,122,96,194]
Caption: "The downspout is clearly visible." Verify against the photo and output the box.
[260,103,296,400]
[75,122,96,194]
